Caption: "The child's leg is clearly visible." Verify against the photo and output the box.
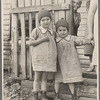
[54,82,60,94]
[33,71,42,92]
[54,82,61,100]
[68,83,75,95]
[41,72,48,91]
[41,72,48,100]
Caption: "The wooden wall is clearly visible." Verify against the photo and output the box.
[3,0,11,71]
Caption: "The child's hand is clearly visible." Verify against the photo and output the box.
[43,36,49,42]
[91,40,94,45]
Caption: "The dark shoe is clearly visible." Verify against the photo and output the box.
[32,91,38,100]
[41,91,48,100]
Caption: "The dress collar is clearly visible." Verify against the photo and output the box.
[39,26,53,35]
[56,35,71,43]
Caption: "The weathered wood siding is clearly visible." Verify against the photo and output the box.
[3,0,11,71]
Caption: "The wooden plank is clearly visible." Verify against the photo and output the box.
[44,0,52,5]
[28,0,33,79]
[3,31,10,36]
[77,85,97,94]
[36,0,40,5]
[79,97,96,100]
[77,31,86,36]
[83,78,97,86]
[35,0,41,27]
[3,26,10,31]
[80,18,87,25]
[3,5,11,8]
[32,0,35,6]
[3,20,10,25]
[3,10,10,14]
[78,7,87,13]
[11,0,18,77]
[19,0,27,78]
[54,0,59,24]
[3,15,10,20]
[82,71,97,79]
[78,24,86,31]
[78,92,97,98]
[10,4,70,13]
[79,55,89,60]
[3,51,11,55]
[25,0,32,7]
[80,13,88,19]
[80,59,90,65]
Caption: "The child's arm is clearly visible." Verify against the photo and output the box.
[73,36,92,46]
[29,28,49,46]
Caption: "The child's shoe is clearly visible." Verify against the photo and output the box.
[41,91,48,100]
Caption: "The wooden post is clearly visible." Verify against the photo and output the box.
[11,0,18,77]
[35,0,40,27]
[25,0,33,79]
[70,0,74,35]
[18,0,27,78]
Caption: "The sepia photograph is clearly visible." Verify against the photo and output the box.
[2,0,98,100]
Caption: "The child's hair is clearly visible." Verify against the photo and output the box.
[55,18,69,31]
[38,9,52,23]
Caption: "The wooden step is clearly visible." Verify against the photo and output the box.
[82,71,97,79]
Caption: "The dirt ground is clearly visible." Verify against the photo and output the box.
[3,71,34,100]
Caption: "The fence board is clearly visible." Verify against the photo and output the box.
[10,4,70,14]
[19,0,27,78]
[27,0,33,79]
[11,0,18,77]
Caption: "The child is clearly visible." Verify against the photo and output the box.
[54,18,91,100]
[29,10,57,100]
[73,0,82,36]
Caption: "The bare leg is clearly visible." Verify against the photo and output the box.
[54,82,60,94]
[41,72,48,91]
[33,71,42,100]
[33,71,42,92]
[41,72,48,100]
[54,82,60,100]
[68,83,75,95]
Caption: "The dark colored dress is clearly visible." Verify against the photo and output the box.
[55,35,83,83]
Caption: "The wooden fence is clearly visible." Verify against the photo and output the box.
[11,0,74,79]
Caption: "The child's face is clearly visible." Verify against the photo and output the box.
[73,0,81,12]
[40,17,51,29]
[57,26,68,38]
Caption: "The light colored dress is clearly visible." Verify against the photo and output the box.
[55,35,83,83]
[30,27,57,72]
[92,7,98,66]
